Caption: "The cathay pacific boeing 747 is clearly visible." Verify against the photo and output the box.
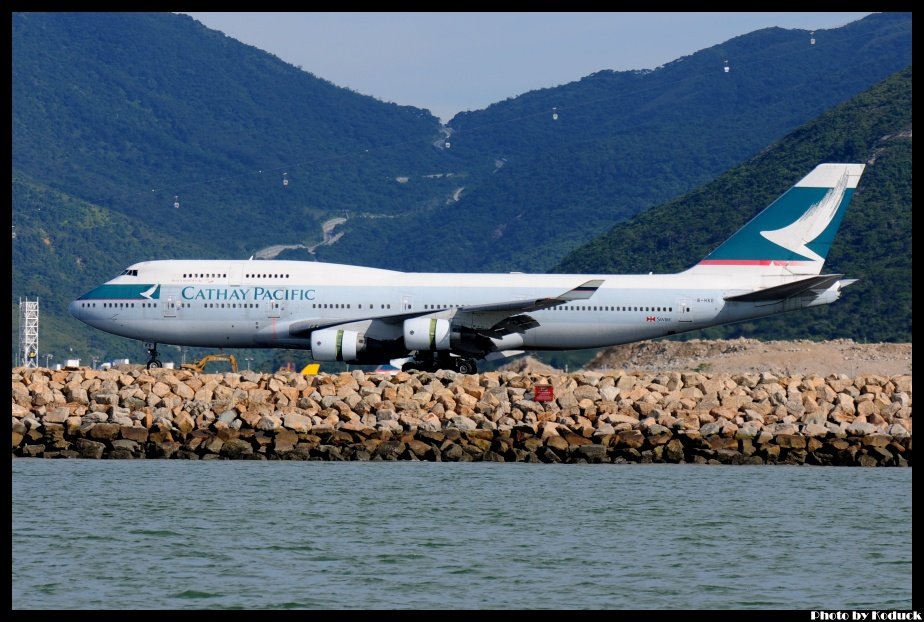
[70,163,864,373]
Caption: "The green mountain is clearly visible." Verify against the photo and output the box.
[555,66,912,343]
[317,12,912,272]
[12,12,454,245]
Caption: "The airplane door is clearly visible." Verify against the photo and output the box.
[266,301,283,318]
[163,296,178,318]
[677,298,693,322]
[401,295,413,311]
[229,263,243,287]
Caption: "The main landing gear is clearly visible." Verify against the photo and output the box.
[402,353,478,374]
[144,342,162,369]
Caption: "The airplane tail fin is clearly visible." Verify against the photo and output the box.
[685,163,865,277]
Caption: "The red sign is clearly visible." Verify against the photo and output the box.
[534,385,554,402]
[646,316,656,322]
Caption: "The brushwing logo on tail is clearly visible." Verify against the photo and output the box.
[759,170,849,262]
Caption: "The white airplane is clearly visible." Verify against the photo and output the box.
[70,163,865,374]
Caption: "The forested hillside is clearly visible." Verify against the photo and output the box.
[555,67,912,343]
[319,12,911,272]
[12,12,454,248]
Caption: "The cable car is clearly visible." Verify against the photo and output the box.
[174,195,180,209]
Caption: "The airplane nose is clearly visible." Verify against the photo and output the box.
[68,300,82,320]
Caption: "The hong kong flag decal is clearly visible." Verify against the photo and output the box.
[646,316,656,322]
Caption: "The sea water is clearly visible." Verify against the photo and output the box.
[12,460,912,609]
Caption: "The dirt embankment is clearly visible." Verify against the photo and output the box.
[507,340,912,377]
[582,339,912,377]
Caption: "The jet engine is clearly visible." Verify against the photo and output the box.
[403,318,452,351]
[311,328,365,362]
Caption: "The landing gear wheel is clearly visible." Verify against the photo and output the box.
[455,358,477,375]
[401,362,418,372]
[144,342,162,370]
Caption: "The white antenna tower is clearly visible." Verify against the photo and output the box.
[19,297,39,368]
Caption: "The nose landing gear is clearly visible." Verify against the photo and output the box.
[144,342,162,369]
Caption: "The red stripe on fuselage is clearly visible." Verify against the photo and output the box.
[697,259,810,266]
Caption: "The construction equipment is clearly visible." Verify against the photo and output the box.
[300,362,321,376]
[181,353,238,373]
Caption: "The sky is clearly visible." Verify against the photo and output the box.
[186,12,871,123]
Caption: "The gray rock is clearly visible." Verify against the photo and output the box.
[282,412,311,433]
[802,423,829,437]
[374,441,406,459]
[540,446,562,463]
[76,438,105,459]
[735,422,762,439]
[765,422,799,436]
[218,410,238,424]
[375,409,398,422]
[867,446,893,464]
[664,439,685,463]
[449,415,477,431]
[111,439,139,453]
[845,421,878,436]
[220,439,254,459]
[576,444,607,462]
[803,412,827,426]
[573,385,601,401]
[44,407,71,424]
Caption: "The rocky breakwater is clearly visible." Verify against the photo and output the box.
[11,367,912,466]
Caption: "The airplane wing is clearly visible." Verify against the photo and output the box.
[458,279,605,313]
[287,279,604,339]
[724,274,845,302]
[451,279,605,336]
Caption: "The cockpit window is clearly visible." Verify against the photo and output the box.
[119,269,139,276]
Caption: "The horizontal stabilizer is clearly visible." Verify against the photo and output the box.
[725,274,845,302]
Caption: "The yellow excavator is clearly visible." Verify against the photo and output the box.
[181,353,320,375]
[181,353,239,373]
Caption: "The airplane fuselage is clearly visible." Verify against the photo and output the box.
[69,259,829,353]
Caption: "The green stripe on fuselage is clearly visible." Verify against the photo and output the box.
[77,284,160,300]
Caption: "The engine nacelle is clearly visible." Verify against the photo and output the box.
[311,329,364,362]
[404,317,451,351]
